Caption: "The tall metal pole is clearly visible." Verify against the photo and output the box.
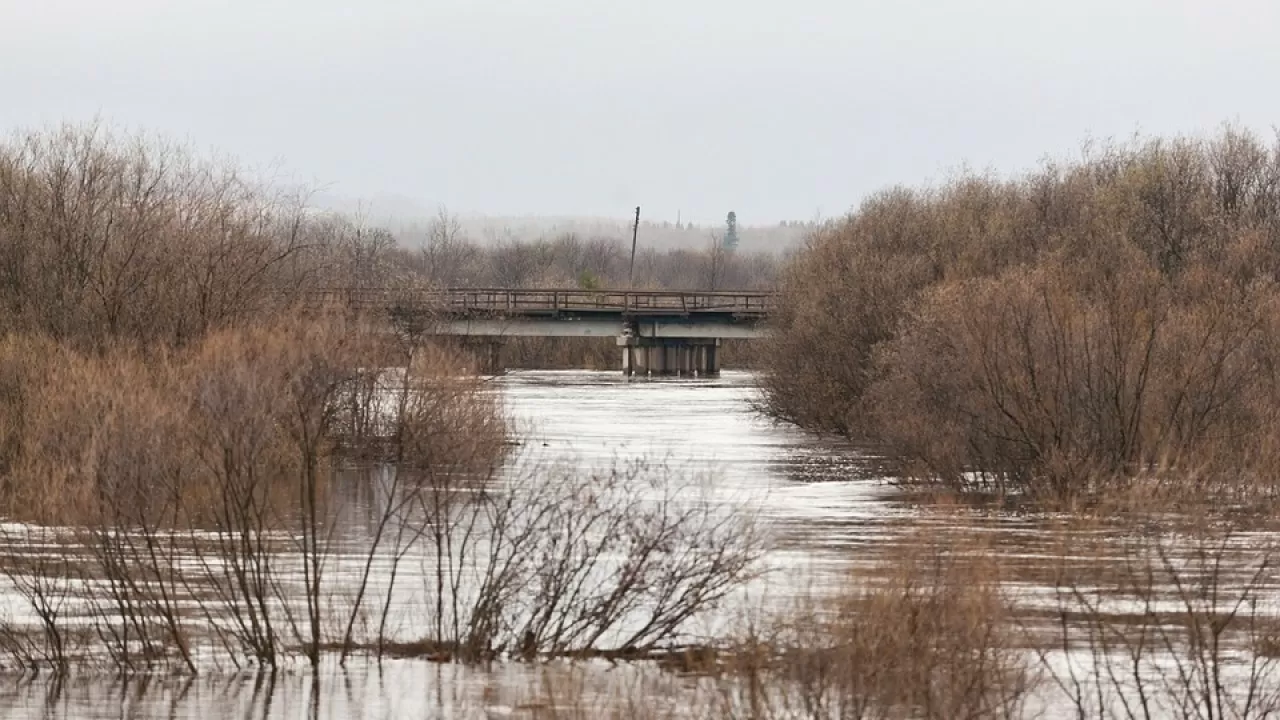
[627,205,640,287]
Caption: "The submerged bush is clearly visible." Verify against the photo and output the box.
[869,258,1280,497]
[0,313,767,673]
[713,521,1030,720]
[0,313,502,524]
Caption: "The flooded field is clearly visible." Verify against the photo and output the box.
[3,371,1278,718]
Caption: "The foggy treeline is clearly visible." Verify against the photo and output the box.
[312,190,815,255]
[394,213,812,254]
[372,207,784,292]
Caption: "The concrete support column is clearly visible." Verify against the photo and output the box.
[618,335,720,378]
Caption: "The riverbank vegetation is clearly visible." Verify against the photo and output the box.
[0,124,765,675]
[762,126,1280,502]
[734,126,1280,717]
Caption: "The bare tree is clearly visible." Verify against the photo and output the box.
[420,206,477,287]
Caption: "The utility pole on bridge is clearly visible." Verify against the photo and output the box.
[628,205,640,287]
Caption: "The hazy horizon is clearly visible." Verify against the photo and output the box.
[4,0,1279,225]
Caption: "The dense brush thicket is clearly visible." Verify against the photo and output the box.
[0,124,408,347]
[762,127,1280,499]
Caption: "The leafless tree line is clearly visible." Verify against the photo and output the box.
[0,122,415,349]
[762,125,1280,501]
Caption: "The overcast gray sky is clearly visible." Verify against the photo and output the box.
[3,0,1278,224]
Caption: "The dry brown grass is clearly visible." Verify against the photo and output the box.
[0,307,514,669]
[698,519,1030,720]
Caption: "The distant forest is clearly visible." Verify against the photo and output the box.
[398,215,813,254]
[372,207,783,292]
[311,193,816,254]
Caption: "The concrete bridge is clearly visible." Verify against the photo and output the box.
[321,288,774,376]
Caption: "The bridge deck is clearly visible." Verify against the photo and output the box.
[321,288,775,318]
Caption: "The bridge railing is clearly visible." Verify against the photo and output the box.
[311,288,775,317]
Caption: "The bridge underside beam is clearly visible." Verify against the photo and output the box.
[430,317,620,338]
[425,316,764,339]
[634,319,762,340]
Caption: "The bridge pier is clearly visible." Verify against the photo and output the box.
[619,336,720,378]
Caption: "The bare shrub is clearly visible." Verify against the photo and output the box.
[0,527,85,672]
[0,123,400,349]
[1033,508,1280,719]
[334,337,508,663]
[758,190,945,436]
[867,254,1280,499]
[383,459,764,663]
[762,125,1280,501]
[707,519,1029,719]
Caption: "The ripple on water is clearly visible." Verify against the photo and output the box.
[500,370,907,557]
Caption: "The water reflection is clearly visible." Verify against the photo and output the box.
[498,370,907,556]
[3,660,695,719]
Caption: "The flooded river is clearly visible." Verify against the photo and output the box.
[4,371,1276,718]
[500,370,905,559]
[4,370,899,717]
